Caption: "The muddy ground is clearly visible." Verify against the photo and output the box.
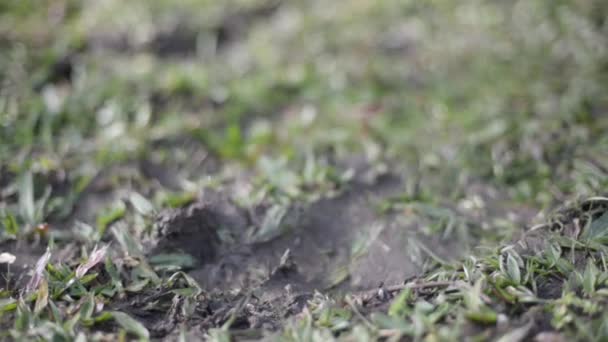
[102,168,536,339]
[0,162,542,339]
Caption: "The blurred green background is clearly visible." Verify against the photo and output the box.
[1,0,607,238]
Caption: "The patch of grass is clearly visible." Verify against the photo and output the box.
[1,0,607,340]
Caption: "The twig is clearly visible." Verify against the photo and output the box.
[583,196,608,204]
[358,280,455,299]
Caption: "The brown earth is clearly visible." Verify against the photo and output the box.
[137,170,541,337]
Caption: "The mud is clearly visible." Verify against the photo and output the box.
[113,193,604,337]
[149,173,470,308]
[0,164,553,337]
[125,172,468,337]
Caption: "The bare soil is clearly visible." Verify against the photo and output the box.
[133,171,537,337]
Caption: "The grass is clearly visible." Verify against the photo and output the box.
[1,0,608,340]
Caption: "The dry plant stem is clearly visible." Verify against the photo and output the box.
[360,280,455,299]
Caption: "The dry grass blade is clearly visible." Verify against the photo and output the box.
[75,245,109,279]
[25,248,51,295]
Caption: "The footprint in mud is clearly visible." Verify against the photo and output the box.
[150,174,468,299]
